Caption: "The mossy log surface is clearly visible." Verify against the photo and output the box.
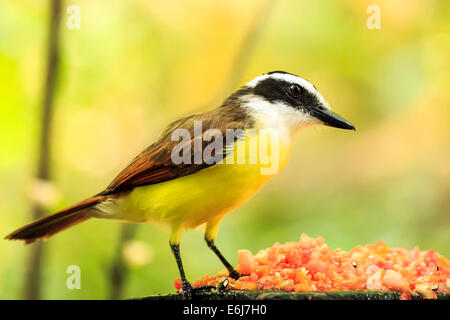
[141,290,449,300]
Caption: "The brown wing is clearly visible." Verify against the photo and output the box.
[99,104,252,195]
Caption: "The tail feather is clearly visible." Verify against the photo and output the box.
[5,196,104,244]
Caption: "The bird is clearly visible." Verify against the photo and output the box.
[6,71,355,298]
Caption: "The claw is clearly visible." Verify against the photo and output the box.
[182,282,193,300]
[228,269,249,280]
[181,282,216,300]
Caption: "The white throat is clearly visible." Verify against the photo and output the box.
[240,95,318,136]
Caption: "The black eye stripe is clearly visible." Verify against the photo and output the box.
[250,78,322,109]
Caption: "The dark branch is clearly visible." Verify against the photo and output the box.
[25,0,62,300]
[138,290,450,301]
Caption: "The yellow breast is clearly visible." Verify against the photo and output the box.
[93,129,292,230]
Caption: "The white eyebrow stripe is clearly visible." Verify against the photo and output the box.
[246,73,316,93]
[246,72,329,108]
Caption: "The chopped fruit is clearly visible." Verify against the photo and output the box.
[179,233,450,300]
[236,249,256,275]
[174,278,182,291]
[382,270,408,292]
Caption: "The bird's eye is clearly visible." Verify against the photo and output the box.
[289,84,302,97]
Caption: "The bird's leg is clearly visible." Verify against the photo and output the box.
[205,218,248,280]
[170,228,214,299]
[205,238,247,280]
[170,242,194,299]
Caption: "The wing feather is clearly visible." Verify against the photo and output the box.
[99,105,252,195]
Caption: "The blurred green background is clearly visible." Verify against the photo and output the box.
[0,0,449,299]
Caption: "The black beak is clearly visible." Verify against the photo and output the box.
[309,107,355,130]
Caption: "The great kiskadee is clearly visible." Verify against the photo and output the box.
[6,71,355,298]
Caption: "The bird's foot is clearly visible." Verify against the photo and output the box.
[180,270,247,299]
[181,282,216,300]
[228,269,249,280]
